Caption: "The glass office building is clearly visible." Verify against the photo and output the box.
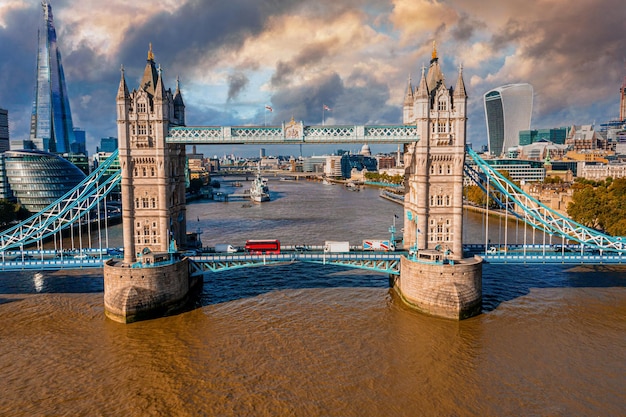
[4,150,85,212]
[29,1,75,154]
[484,84,533,156]
[519,128,568,146]
[340,154,377,179]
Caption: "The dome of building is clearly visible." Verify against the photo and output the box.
[4,150,86,213]
[360,144,371,156]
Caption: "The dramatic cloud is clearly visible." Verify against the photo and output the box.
[227,72,249,102]
[0,0,624,156]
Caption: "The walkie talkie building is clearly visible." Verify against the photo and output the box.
[29,1,75,154]
[483,83,533,156]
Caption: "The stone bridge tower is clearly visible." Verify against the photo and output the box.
[104,46,198,323]
[402,43,466,259]
[394,43,482,320]
[117,44,187,264]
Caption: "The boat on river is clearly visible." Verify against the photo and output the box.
[249,167,270,203]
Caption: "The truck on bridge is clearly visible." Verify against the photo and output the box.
[324,241,350,253]
[215,244,238,253]
[362,240,395,251]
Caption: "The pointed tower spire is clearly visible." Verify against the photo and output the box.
[416,65,429,98]
[154,65,166,101]
[454,64,467,98]
[117,64,129,100]
[140,43,159,97]
[173,76,185,106]
[426,43,444,91]
[404,74,415,105]
[173,75,185,126]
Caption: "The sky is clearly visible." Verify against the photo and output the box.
[0,0,624,158]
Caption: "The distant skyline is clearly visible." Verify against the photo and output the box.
[0,0,624,157]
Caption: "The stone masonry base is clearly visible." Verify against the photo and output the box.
[393,255,483,320]
[103,258,199,323]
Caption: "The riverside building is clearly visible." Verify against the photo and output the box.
[3,149,85,212]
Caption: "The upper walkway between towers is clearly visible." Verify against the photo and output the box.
[165,122,419,145]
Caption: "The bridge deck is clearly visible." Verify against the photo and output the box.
[1,244,625,272]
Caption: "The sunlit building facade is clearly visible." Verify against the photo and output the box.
[29,1,75,154]
[484,84,533,156]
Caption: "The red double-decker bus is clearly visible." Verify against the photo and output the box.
[245,239,281,254]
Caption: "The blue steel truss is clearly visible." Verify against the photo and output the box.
[2,245,626,272]
[3,133,625,271]
[0,150,120,251]
[166,124,418,145]
[466,147,625,253]
[188,252,404,275]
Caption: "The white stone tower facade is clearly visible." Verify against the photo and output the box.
[116,45,187,264]
[402,44,467,260]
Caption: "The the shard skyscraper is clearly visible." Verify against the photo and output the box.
[29,1,75,154]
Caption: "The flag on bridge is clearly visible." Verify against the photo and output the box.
[265,105,273,112]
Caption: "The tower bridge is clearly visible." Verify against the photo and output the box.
[98,43,482,323]
[3,44,624,323]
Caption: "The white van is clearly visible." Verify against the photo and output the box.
[215,244,238,253]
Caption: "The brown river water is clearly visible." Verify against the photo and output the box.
[1,179,624,416]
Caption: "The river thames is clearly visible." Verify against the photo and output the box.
[1,178,624,416]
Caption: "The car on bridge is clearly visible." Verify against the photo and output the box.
[553,245,573,252]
